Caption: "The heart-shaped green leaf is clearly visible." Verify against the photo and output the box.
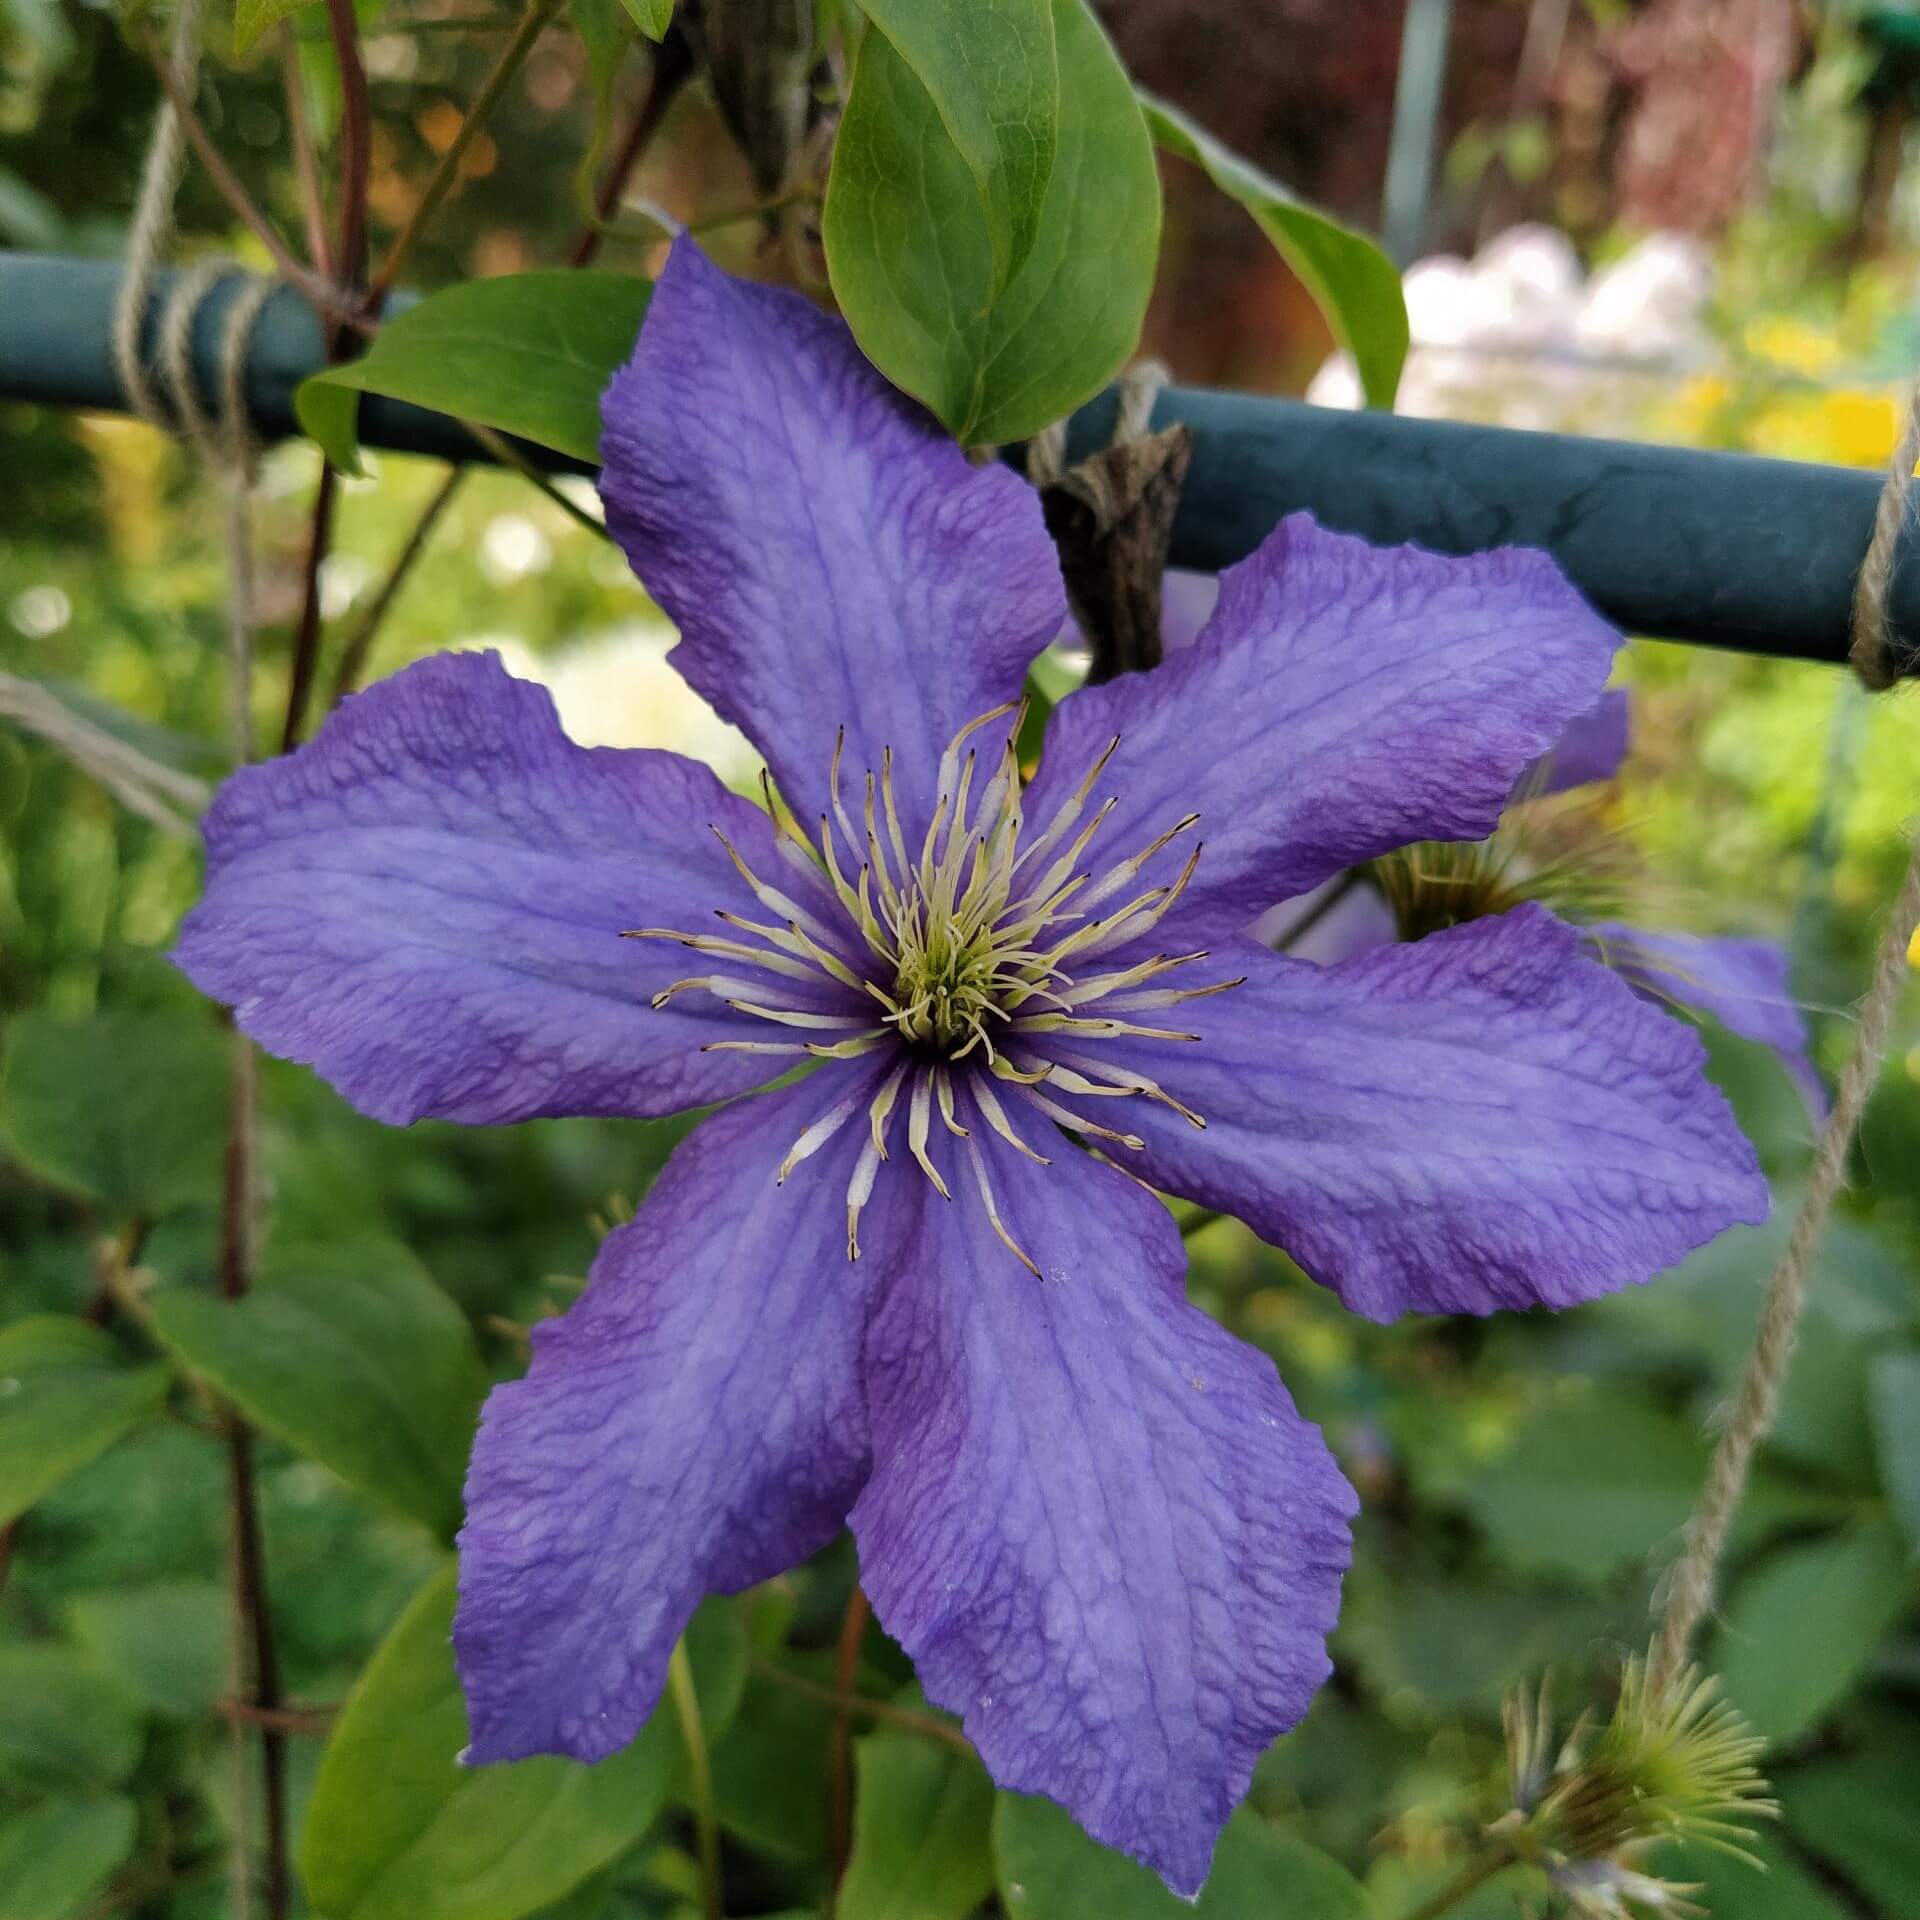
[840,1728,995,1920]
[147,1240,486,1539]
[297,271,653,474]
[858,0,1058,291]
[300,1563,746,1920]
[824,0,1158,446]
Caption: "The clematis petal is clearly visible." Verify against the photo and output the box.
[1520,688,1630,797]
[851,1108,1355,1896]
[457,1061,912,1763]
[1052,905,1767,1323]
[1589,921,1825,1121]
[600,238,1067,833]
[174,650,862,1126]
[1023,515,1619,944]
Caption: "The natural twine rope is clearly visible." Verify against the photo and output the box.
[111,18,274,1918]
[113,0,206,427]
[1651,391,1920,1696]
[111,0,276,769]
[1848,373,1920,690]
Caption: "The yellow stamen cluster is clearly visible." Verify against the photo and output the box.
[626,703,1242,1271]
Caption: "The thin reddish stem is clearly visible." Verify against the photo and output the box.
[570,30,693,269]
[827,1585,871,1900]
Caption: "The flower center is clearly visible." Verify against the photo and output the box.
[626,702,1239,1269]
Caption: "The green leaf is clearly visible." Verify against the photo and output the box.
[823,0,1159,446]
[1336,1562,1624,1716]
[617,0,671,39]
[1137,91,1407,412]
[839,1730,994,1920]
[296,272,654,473]
[301,1564,745,1920]
[1714,1521,1915,1744]
[147,1240,486,1539]
[1,1010,229,1218]
[0,1646,145,1791]
[1778,1708,1920,1910]
[994,1797,1366,1917]
[858,0,1057,291]
[234,0,320,56]
[0,1796,137,1920]
[1591,1208,1910,1487]
[1459,1394,1843,1585]
[0,1317,169,1526]
[67,1582,228,1721]
[1869,1349,1920,1556]
[709,1673,834,1861]
[1680,1825,1850,1920]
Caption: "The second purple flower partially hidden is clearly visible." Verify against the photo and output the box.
[173,239,1768,1894]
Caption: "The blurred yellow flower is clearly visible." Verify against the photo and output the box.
[1743,315,1845,377]
[1747,388,1899,469]
[1659,375,1733,445]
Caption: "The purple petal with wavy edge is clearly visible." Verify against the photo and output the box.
[851,1099,1355,1896]
[1046,905,1767,1323]
[1589,921,1826,1121]
[173,650,861,1126]
[1521,689,1630,798]
[599,238,1067,836]
[1023,516,1620,945]
[457,1060,911,1763]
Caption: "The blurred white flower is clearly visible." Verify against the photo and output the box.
[1310,226,1712,435]
[479,513,554,585]
[318,553,371,618]
[8,585,71,638]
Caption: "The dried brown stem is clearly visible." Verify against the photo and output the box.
[318,39,692,711]
[750,1661,976,1758]
[280,460,339,753]
[218,1696,339,1736]
[281,0,371,756]
[215,1032,290,1920]
[827,1585,870,1902]
[280,33,334,280]
[141,47,356,322]
[570,30,694,268]
[369,0,562,301]
[324,0,373,296]
[327,467,462,707]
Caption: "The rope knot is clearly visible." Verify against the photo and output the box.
[1848,374,1920,689]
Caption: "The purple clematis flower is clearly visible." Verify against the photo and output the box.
[172,239,1769,1893]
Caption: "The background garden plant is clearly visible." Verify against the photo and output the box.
[3,2,1920,1918]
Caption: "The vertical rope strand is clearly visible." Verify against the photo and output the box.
[1652,838,1920,1689]
[113,0,207,425]
[1652,380,1920,1692]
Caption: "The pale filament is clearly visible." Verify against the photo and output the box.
[625,705,1241,1271]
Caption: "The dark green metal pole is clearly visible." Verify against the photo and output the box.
[0,250,1902,668]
